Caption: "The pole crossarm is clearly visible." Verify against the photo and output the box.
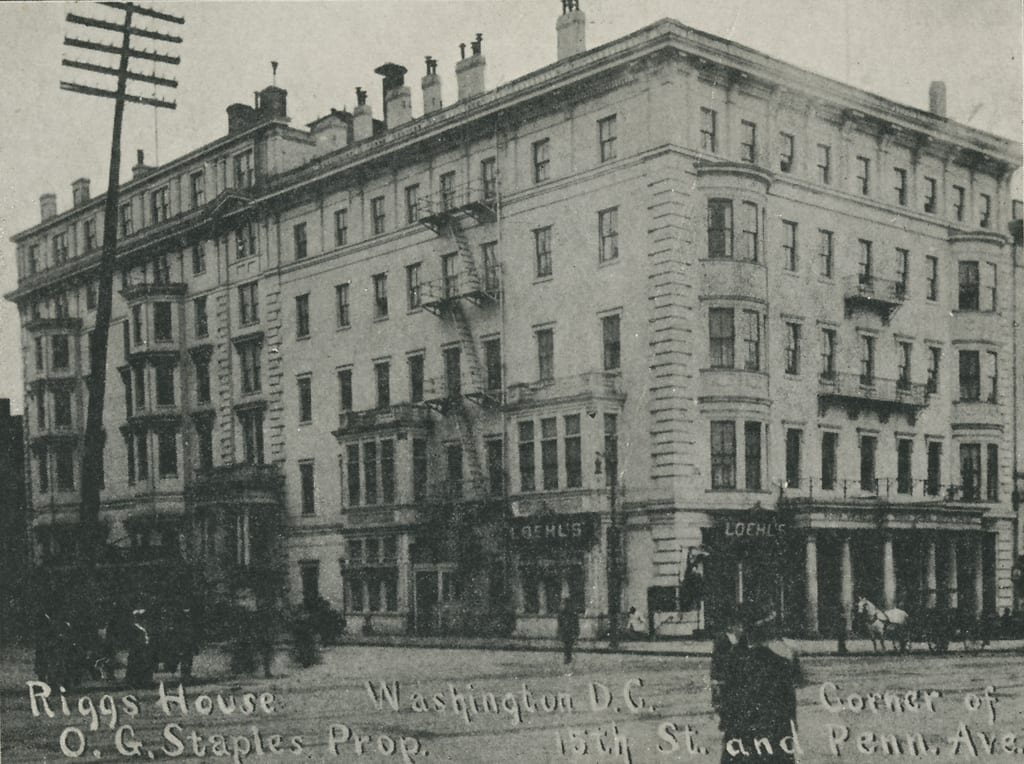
[60,81,177,109]
[99,2,185,25]
[66,13,183,44]
[62,59,178,88]
[64,37,181,65]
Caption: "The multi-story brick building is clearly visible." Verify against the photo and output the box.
[6,4,1021,637]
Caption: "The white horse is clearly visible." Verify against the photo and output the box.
[856,596,909,653]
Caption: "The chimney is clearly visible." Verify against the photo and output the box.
[353,87,374,141]
[456,34,486,101]
[928,81,947,117]
[71,178,90,207]
[557,0,586,60]
[422,57,442,114]
[227,102,257,134]
[375,62,412,129]
[256,85,288,121]
[40,193,57,221]
[132,149,154,179]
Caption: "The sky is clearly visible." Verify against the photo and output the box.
[0,0,1020,415]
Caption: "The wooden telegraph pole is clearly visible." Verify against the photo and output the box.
[60,2,183,564]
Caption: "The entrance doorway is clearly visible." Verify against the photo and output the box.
[413,566,456,634]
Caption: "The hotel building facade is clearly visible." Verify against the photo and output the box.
[7,5,1022,637]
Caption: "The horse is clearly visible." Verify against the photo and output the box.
[856,596,910,653]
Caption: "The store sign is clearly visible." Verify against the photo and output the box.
[510,513,598,552]
[718,512,788,543]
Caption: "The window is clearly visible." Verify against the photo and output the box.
[926,256,938,301]
[739,120,756,163]
[541,417,558,490]
[782,220,798,271]
[52,335,70,370]
[779,132,794,172]
[36,391,45,430]
[953,185,965,222]
[896,248,909,297]
[119,202,134,236]
[603,413,618,485]
[335,283,350,327]
[742,310,760,371]
[739,202,759,262]
[536,328,554,382]
[190,171,205,208]
[785,323,801,374]
[816,144,831,185]
[158,430,177,477]
[124,435,135,484]
[923,177,937,213]
[405,262,421,309]
[856,156,870,195]
[346,444,361,505]
[154,302,172,341]
[927,442,942,496]
[484,338,502,392]
[84,219,98,251]
[56,445,75,490]
[986,444,999,501]
[441,253,459,298]
[602,314,621,371]
[294,293,310,339]
[564,414,582,488]
[375,361,391,408]
[195,357,211,404]
[54,293,69,318]
[979,193,991,228]
[54,390,72,428]
[598,208,619,263]
[334,209,348,246]
[858,239,873,284]
[85,281,96,310]
[293,222,308,260]
[709,308,734,368]
[481,157,497,199]
[821,432,838,491]
[240,409,264,464]
[299,461,316,515]
[239,282,259,325]
[443,346,461,398]
[785,429,802,487]
[191,243,205,275]
[958,261,979,311]
[860,436,877,492]
[155,363,175,406]
[381,439,396,504]
[700,108,718,153]
[894,168,907,206]
[744,421,762,491]
[408,354,425,402]
[518,421,535,492]
[34,337,44,372]
[486,438,503,496]
[298,375,312,422]
[707,199,733,259]
[405,184,420,224]
[193,296,208,339]
[860,335,875,385]
[534,227,552,278]
[131,304,143,345]
[372,274,388,318]
[234,150,254,188]
[134,366,146,408]
[927,347,941,394]
[897,439,913,494]
[52,233,68,265]
[532,139,551,182]
[959,350,980,401]
[27,245,38,275]
[960,443,981,501]
[371,196,386,235]
[710,421,736,490]
[338,368,353,412]
[136,434,149,479]
[439,172,456,211]
[983,263,997,312]
[985,351,998,403]
[818,229,834,278]
[598,115,617,162]
[897,342,912,389]
[445,443,462,497]
[151,187,169,223]
[239,342,261,394]
[412,439,427,502]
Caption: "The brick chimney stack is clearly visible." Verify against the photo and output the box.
[40,193,57,221]
[353,87,374,141]
[422,56,442,115]
[456,34,486,101]
[557,0,586,60]
[72,178,91,207]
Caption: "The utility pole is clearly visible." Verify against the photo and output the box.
[60,2,183,565]
[597,450,622,649]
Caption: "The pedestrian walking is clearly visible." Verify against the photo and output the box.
[835,601,849,655]
[125,609,153,687]
[557,601,580,665]
[710,607,749,763]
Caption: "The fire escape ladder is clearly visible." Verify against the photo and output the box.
[450,300,486,490]
[447,217,483,296]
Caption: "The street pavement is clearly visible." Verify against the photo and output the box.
[2,641,1023,762]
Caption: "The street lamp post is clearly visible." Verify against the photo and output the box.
[596,451,621,649]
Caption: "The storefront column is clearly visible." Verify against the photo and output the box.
[882,534,896,610]
[972,536,984,617]
[398,535,411,627]
[805,533,819,634]
[839,536,854,632]
[925,539,937,610]
[947,538,959,610]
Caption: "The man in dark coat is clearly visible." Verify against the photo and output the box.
[711,608,749,763]
[557,602,580,665]
[125,610,153,687]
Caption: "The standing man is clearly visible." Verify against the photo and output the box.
[557,601,580,665]
[710,607,748,761]
[835,601,849,655]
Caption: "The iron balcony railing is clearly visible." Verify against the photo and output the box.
[335,403,432,435]
[843,273,909,303]
[778,477,997,503]
[505,371,625,408]
[818,372,928,408]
